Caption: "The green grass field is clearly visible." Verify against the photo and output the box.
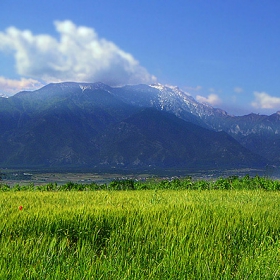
[1,187,280,279]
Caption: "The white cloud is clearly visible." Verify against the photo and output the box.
[251,91,280,109]
[196,94,222,106]
[0,20,156,86]
[0,76,43,95]
[234,87,243,93]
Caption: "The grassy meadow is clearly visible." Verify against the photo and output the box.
[1,177,280,279]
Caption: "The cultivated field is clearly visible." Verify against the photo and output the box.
[1,179,280,279]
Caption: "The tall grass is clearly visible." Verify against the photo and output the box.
[1,190,280,279]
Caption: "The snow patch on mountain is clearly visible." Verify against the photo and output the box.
[79,85,92,92]
[149,83,227,118]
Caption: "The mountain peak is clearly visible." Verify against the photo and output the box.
[150,83,190,96]
[149,83,165,90]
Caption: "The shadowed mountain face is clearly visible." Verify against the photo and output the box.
[0,82,268,170]
[93,108,265,169]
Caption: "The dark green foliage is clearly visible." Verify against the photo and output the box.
[1,175,280,191]
[109,179,135,190]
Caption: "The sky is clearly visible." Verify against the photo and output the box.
[0,0,280,116]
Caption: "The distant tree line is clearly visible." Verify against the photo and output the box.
[1,175,280,191]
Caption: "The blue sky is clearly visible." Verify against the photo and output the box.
[0,0,280,115]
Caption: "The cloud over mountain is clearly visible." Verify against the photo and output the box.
[0,20,156,87]
[0,76,43,95]
[252,92,280,109]
[195,93,221,106]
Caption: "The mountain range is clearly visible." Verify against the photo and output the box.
[0,82,279,172]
